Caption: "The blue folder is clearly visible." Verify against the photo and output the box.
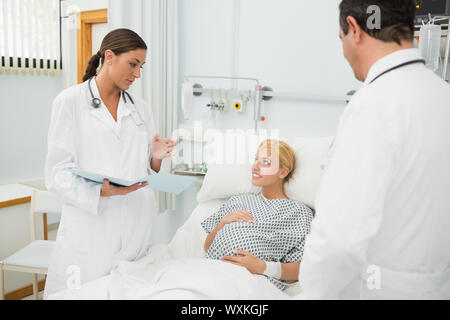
[72,169,197,195]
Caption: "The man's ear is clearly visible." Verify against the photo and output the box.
[346,16,363,44]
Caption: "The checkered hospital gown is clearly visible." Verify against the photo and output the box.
[201,193,314,290]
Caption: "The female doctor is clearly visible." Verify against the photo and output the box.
[43,28,177,298]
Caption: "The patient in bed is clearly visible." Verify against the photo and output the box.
[202,139,314,291]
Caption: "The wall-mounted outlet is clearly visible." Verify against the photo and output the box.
[233,100,244,112]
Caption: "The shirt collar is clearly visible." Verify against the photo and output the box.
[364,48,423,85]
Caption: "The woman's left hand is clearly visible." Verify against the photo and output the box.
[221,250,266,275]
[151,133,178,160]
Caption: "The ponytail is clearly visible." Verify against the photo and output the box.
[82,51,102,82]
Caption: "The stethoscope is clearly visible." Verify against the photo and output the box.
[88,77,145,126]
[369,59,425,84]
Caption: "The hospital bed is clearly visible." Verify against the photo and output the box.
[49,136,333,300]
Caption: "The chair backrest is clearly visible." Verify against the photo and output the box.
[29,190,63,241]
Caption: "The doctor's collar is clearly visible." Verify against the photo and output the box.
[364,48,422,85]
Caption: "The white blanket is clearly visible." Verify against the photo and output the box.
[48,246,290,300]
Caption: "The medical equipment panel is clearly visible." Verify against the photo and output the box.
[415,0,450,25]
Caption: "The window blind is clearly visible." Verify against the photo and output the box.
[0,0,61,76]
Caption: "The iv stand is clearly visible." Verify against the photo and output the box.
[442,16,450,81]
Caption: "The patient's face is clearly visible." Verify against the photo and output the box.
[251,147,284,187]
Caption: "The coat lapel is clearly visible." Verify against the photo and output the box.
[87,78,122,138]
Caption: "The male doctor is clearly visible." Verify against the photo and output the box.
[298,0,450,299]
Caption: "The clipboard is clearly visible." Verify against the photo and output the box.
[72,169,197,195]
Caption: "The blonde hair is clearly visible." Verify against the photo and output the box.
[258,139,296,183]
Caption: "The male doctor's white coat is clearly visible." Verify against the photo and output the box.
[43,79,163,298]
[298,49,450,299]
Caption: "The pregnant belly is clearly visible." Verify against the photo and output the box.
[207,223,271,260]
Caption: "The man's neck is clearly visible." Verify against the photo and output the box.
[360,40,415,82]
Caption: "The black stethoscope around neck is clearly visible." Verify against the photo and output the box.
[369,59,425,84]
[88,76,135,109]
[87,77,145,126]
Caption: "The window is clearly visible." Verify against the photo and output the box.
[0,0,61,76]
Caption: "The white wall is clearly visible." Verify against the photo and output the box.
[92,23,110,55]
[0,75,63,185]
[178,0,361,138]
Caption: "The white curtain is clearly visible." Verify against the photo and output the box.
[109,0,179,213]
[0,0,60,76]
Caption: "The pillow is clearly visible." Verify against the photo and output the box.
[196,163,261,203]
[283,137,334,209]
[196,134,333,209]
[196,130,262,203]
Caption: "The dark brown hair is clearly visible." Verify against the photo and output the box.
[339,0,416,45]
[82,28,147,82]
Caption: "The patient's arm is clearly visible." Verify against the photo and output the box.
[280,262,300,281]
[221,250,266,274]
[204,221,225,252]
[221,250,300,281]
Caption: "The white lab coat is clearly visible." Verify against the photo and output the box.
[43,79,162,298]
[298,49,450,300]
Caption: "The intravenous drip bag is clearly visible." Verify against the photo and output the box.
[419,24,442,72]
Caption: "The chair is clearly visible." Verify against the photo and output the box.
[0,190,62,300]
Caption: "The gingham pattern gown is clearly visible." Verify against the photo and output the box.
[201,193,314,290]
